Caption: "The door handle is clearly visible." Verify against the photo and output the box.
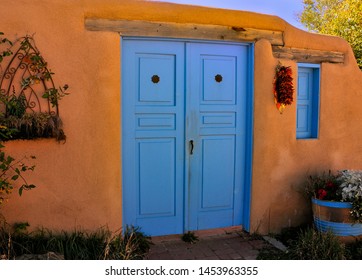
[189,140,194,155]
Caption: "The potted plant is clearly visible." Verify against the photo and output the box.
[305,170,362,238]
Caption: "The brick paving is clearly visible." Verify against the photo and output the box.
[145,227,268,260]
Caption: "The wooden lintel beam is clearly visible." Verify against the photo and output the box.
[272,46,345,64]
[85,18,284,46]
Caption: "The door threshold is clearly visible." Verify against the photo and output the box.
[150,226,244,242]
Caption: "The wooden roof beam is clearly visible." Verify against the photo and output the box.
[85,18,284,46]
[273,46,345,64]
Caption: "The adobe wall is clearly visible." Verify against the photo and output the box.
[1,0,361,234]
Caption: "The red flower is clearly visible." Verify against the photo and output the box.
[326,181,335,188]
[317,189,327,200]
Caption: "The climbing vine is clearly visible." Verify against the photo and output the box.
[0,141,36,205]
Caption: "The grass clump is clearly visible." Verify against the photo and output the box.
[345,239,362,260]
[258,226,362,260]
[0,222,151,260]
[104,226,152,260]
[181,231,199,244]
[287,228,345,260]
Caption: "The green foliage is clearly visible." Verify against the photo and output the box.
[0,32,12,63]
[345,239,362,259]
[42,85,69,108]
[258,226,362,260]
[0,90,66,142]
[0,224,152,260]
[288,228,346,260]
[3,94,27,118]
[0,112,65,142]
[181,231,199,243]
[0,143,36,205]
[304,170,341,201]
[0,126,16,141]
[299,0,362,69]
[351,196,362,223]
[0,33,70,141]
[13,222,30,234]
[104,226,152,260]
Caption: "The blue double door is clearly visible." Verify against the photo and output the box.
[122,38,250,236]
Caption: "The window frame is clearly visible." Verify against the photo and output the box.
[296,63,321,139]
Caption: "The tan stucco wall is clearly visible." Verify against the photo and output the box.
[0,0,124,232]
[1,0,361,234]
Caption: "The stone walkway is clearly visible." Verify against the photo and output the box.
[145,227,269,260]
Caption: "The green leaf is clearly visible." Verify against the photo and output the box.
[6,156,14,164]
[27,184,36,189]
[11,175,19,181]
[299,0,362,69]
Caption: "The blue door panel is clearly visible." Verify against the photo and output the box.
[138,55,176,105]
[296,105,310,134]
[298,71,311,100]
[138,139,176,216]
[136,114,176,131]
[201,113,236,128]
[202,56,236,103]
[200,136,235,209]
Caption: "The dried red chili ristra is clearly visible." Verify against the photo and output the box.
[273,65,294,113]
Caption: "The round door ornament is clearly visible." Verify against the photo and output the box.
[215,74,223,83]
[151,75,160,84]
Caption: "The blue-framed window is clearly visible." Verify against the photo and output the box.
[296,63,320,139]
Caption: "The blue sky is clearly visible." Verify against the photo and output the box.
[154,0,306,29]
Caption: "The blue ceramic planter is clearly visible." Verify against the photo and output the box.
[312,198,362,237]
